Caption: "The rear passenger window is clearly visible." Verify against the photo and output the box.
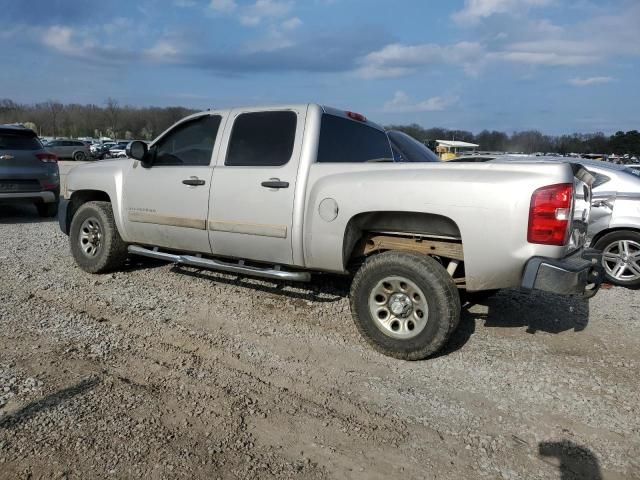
[317,114,392,163]
[154,115,221,166]
[226,111,296,167]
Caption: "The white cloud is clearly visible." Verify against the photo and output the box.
[281,17,302,30]
[42,25,93,57]
[244,26,294,52]
[494,50,596,66]
[383,91,459,113]
[210,0,237,13]
[453,0,552,24]
[145,40,180,60]
[568,76,614,87]
[357,41,485,78]
[239,0,293,26]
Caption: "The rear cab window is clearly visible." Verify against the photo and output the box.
[225,111,297,167]
[317,114,392,163]
[0,131,42,151]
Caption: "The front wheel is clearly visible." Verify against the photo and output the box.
[350,251,461,360]
[69,201,128,273]
[74,151,86,161]
[593,231,640,287]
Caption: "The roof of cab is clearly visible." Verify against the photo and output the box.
[185,103,385,132]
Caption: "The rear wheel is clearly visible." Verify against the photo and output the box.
[350,251,460,360]
[593,230,640,287]
[36,202,58,218]
[69,201,128,273]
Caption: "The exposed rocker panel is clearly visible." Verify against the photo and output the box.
[128,211,206,230]
[209,220,287,239]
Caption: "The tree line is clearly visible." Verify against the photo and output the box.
[0,98,197,141]
[1,98,638,154]
[386,124,640,156]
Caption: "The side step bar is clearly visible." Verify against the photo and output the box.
[128,245,311,282]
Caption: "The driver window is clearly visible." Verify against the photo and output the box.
[154,115,221,166]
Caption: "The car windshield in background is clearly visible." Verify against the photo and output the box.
[625,167,640,178]
[0,132,42,150]
[387,130,440,163]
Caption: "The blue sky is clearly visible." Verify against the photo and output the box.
[1,0,639,134]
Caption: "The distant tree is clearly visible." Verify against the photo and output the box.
[104,97,120,138]
[44,100,64,138]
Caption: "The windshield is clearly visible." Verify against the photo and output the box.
[387,130,440,162]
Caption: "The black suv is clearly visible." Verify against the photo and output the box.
[0,125,60,217]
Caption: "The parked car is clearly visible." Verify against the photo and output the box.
[90,142,116,159]
[451,154,640,287]
[575,160,640,287]
[45,139,91,161]
[107,141,131,158]
[0,124,60,216]
[59,104,602,360]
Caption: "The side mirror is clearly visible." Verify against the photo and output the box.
[126,141,149,164]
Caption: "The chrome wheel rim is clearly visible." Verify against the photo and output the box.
[79,217,103,257]
[368,276,428,340]
[602,239,640,282]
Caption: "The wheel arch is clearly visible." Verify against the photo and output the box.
[342,211,463,267]
[591,226,640,246]
[62,190,112,234]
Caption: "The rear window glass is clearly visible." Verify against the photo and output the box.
[388,130,440,162]
[226,111,297,167]
[592,172,611,188]
[317,114,392,163]
[0,133,42,151]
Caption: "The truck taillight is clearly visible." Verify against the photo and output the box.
[36,153,58,163]
[527,183,573,246]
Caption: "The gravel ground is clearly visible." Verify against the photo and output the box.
[0,202,638,480]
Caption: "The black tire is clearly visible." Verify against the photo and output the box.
[69,201,128,273]
[74,151,86,161]
[350,251,461,360]
[593,230,640,288]
[36,202,58,218]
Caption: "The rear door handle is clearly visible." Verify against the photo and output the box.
[261,179,289,189]
[182,178,206,186]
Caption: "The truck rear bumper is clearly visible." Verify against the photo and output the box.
[521,248,603,298]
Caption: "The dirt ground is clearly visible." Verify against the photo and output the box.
[0,203,638,480]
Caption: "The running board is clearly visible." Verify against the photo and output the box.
[128,245,311,282]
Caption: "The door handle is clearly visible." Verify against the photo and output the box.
[182,178,206,186]
[261,179,289,189]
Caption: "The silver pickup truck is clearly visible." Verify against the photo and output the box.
[59,104,603,360]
